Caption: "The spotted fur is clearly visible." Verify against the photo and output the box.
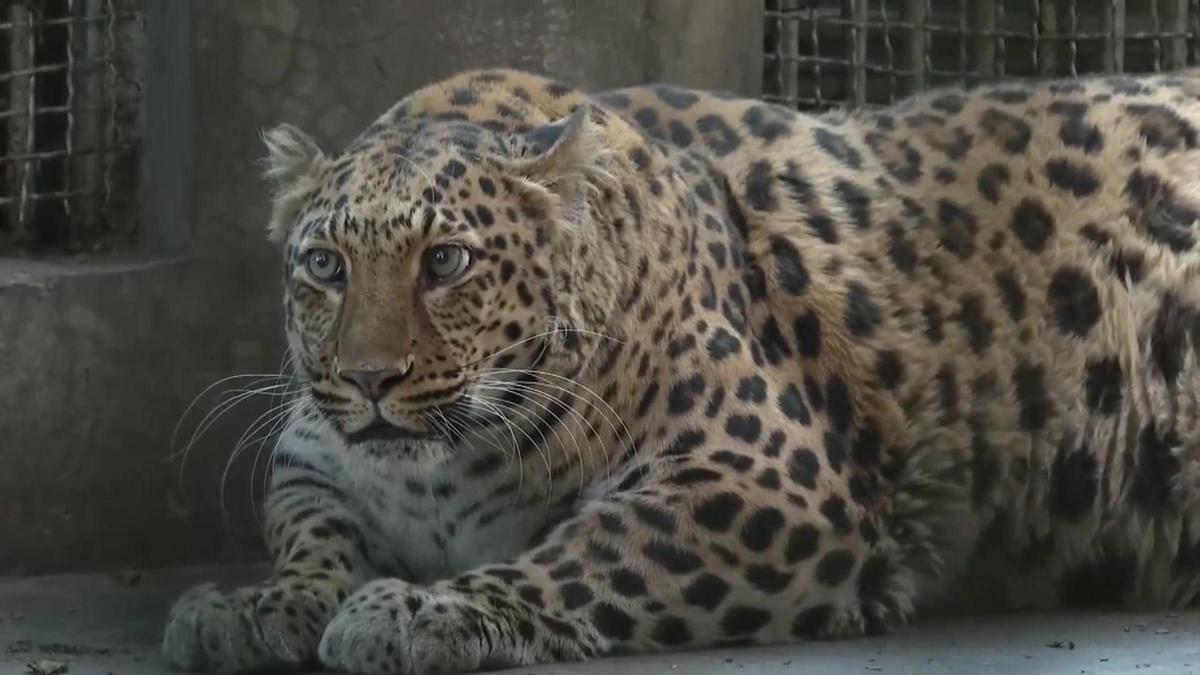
[165,68,1200,673]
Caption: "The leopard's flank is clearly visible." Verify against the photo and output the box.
[165,68,1200,674]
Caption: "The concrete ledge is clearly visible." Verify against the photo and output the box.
[1,565,1198,675]
[0,256,185,288]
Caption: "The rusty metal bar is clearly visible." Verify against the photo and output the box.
[1039,0,1059,76]
[1151,0,1163,70]
[778,0,801,105]
[0,146,127,163]
[760,11,1186,42]
[0,103,107,120]
[1192,0,1200,66]
[996,0,1007,76]
[903,0,927,94]
[958,0,968,82]
[1162,0,1189,69]
[0,13,135,30]
[1064,0,1077,76]
[879,0,898,102]
[6,3,35,241]
[0,188,100,205]
[810,2,823,106]
[1104,0,1126,72]
[73,0,108,235]
[977,0,997,77]
[0,58,115,83]
[846,0,868,107]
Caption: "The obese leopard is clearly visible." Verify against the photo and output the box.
[164,67,1200,674]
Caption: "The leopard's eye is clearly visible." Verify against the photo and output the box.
[305,247,345,284]
[424,244,472,284]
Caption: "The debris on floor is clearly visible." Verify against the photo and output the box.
[6,642,110,657]
[24,659,66,675]
[114,570,142,588]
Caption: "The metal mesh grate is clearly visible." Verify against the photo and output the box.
[1,0,143,254]
[764,0,1200,111]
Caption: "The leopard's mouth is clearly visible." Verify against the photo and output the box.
[338,371,543,445]
[345,418,434,444]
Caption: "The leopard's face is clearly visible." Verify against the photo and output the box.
[269,116,595,448]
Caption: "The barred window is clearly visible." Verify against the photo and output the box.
[1,0,143,255]
[764,0,1200,111]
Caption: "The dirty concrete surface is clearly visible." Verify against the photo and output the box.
[2,564,1199,675]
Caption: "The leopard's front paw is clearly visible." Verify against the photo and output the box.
[162,577,342,672]
[319,579,501,675]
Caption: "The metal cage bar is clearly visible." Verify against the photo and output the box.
[763,0,1200,111]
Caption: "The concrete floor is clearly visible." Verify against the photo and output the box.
[2,565,1199,675]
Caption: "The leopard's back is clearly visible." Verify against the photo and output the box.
[598,70,1200,608]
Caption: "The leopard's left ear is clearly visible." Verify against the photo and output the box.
[506,105,611,221]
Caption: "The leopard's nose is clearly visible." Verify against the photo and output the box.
[339,362,413,401]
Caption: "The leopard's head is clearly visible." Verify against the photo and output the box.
[261,102,634,451]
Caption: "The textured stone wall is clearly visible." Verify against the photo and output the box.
[0,0,762,575]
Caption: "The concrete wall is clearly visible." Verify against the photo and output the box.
[0,0,763,575]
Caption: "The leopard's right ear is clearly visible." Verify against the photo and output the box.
[262,123,324,186]
[260,124,325,242]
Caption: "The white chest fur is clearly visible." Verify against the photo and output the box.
[282,423,571,583]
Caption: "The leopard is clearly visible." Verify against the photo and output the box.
[163,65,1200,675]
